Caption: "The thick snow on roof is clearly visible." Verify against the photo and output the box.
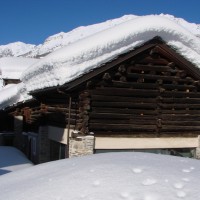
[0,83,32,110]
[0,57,38,79]
[21,15,200,92]
[35,15,138,56]
[0,146,33,175]
[0,152,199,199]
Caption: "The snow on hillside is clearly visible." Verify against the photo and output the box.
[0,146,33,175]
[0,42,35,58]
[0,14,200,59]
[21,15,200,92]
[0,152,199,200]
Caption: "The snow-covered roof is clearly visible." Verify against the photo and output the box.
[1,15,200,110]
[0,152,199,199]
[0,57,38,79]
[21,15,200,92]
[0,146,33,175]
[0,83,32,110]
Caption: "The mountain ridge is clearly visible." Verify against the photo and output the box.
[1,14,200,58]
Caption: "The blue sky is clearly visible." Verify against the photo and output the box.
[0,0,200,45]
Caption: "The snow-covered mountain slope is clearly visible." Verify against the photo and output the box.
[0,42,36,58]
[0,14,200,58]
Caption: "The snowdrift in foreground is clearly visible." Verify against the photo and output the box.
[0,146,33,175]
[0,152,200,200]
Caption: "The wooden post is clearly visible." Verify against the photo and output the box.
[66,96,72,158]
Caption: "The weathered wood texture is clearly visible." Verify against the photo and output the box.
[8,42,200,138]
[83,46,200,137]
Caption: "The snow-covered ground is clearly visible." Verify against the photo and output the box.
[0,146,33,175]
[0,152,199,200]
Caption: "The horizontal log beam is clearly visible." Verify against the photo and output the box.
[89,123,155,131]
[161,110,200,114]
[162,121,200,126]
[127,73,194,83]
[91,101,156,109]
[161,114,200,120]
[162,98,200,104]
[162,125,200,131]
[139,57,170,65]
[91,95,157,103]
[112,81,157,89]
[112,81,196,91]
[162,91,200,98]
[91,95,200,104]
[89,112,156,119]
[127,64,172,72]
[90,88,159,97]
[89,119,157,125]
[159,103,200,109]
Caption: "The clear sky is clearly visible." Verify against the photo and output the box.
[0,0,200,45]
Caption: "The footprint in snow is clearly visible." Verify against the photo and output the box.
[173,182,184,189]
[120,192,129,199]
[182,169,191,173]
[182,178,190,182]
[142,178,157,186]
[132,168,143,174]
[176,191,186,198]
[93,180,100,187]
[182,166,195,173]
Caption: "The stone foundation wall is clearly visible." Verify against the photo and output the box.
[69,136,94,158]
[195,136,200,159]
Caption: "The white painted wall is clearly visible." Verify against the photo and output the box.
[95,137,199,149]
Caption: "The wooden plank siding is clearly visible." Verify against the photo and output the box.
[75,45,200,137]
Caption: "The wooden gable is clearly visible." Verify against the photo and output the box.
[28,38,200,138]
[73,39,200,137]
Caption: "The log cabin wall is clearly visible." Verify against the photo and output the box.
[5,96,80,162]
[78,45,200,138]
[42,95,79,131]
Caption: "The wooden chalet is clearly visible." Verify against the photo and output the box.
[3,37,200,163]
